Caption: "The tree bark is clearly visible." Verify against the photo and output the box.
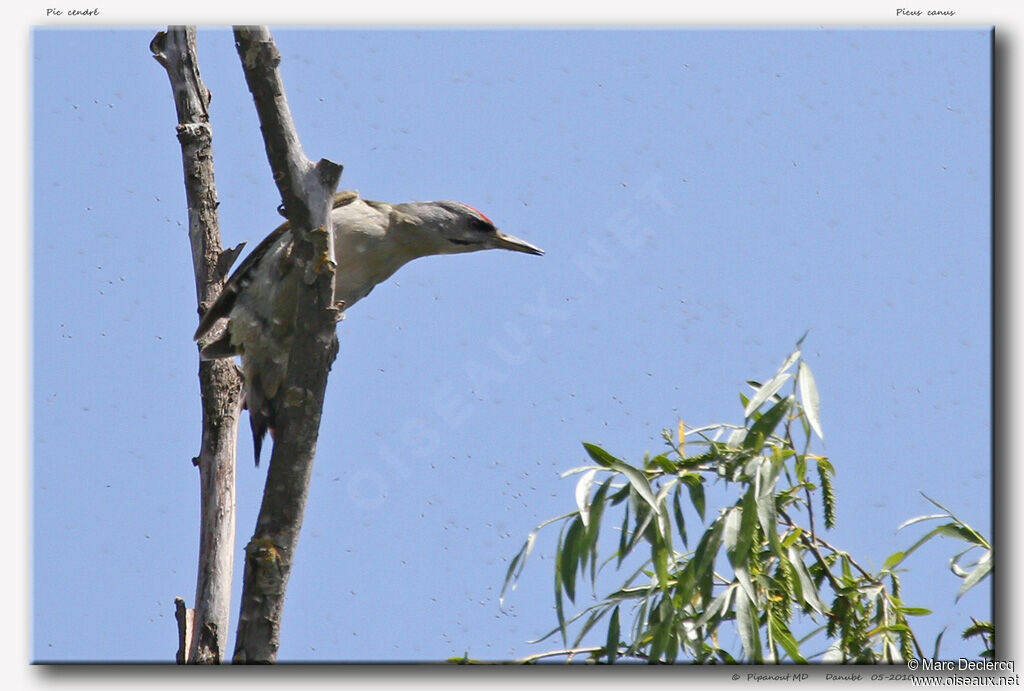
[151,26,243,665]
[230,26,343,664]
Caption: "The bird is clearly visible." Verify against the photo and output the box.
[193,190,544,466]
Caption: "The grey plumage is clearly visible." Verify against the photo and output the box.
[194,190,543,465]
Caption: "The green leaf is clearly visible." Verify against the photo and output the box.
[932,627,947,660]
[663,629,679,664]
[606,606,620,664]
[582,442,619,469]
[728,486,758,569]
[608,483,631,506]
[500,542,529,605]
[744,373,791,418]
[727,426,748,450]
[570,606,607,650]
[839,554,853,581]
[672,483,688,548]
[607,583,657,601]
[781,528,802,549]
[560,464,603,478]
[936,523,984,544]
[648,600,674,663]
[692,519,725,591]
[956,551,992,601]
[896,513,949,532]
[897,523,977,566]
[734,564,757,607]
[559,516,585,603]
[617,504,630,567]
[755,452,783,492]
[794,453,807,483]
[740,429,763,454]
[627,502,656,556]
[797,361,824,440]
[723,506,742,562]
[696,583,736,628]
[779,554,803,609]
[748,395,793,441]
[788,544,825,615]
[757,500,783,559]
[553,532,567,645]
[654,479,677,555]
[798,410,811,443]
[755,461,783,559]
[583,478,612,581]
[915,493,989,544]
[526,599,603,646]
[619,464,658,511]
[630,597,652,656]
[950,547,982,578]
[682,473,706,522]
[647,453,677,474]
[769,615,807,663]
[898,607,933,617]
[500,511,578,607]
[882,551,906,571]
[652,536,670,591]
[716,649,738,664]
[583,442,658,511]
[735,587,762,662]
[744,349,800,418]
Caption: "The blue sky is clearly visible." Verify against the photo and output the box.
[32,25,992,664]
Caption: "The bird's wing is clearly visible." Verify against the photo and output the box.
[193,220,291,343]
[192,190,361,343]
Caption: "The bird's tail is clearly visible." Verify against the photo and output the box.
[246,374,276,467]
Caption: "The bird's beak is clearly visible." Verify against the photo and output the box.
[492,230,545,256]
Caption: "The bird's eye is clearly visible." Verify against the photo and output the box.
[469,217,495,233]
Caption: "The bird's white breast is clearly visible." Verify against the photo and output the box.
[330,199,416,310]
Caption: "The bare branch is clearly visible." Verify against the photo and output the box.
[230,25,343,664]
[151,26,242,665]
[174,597,194,664]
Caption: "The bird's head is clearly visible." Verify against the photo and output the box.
[393,200,544,258]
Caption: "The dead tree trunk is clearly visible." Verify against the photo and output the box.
[230,25,343,664]
[151,26,243,664]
